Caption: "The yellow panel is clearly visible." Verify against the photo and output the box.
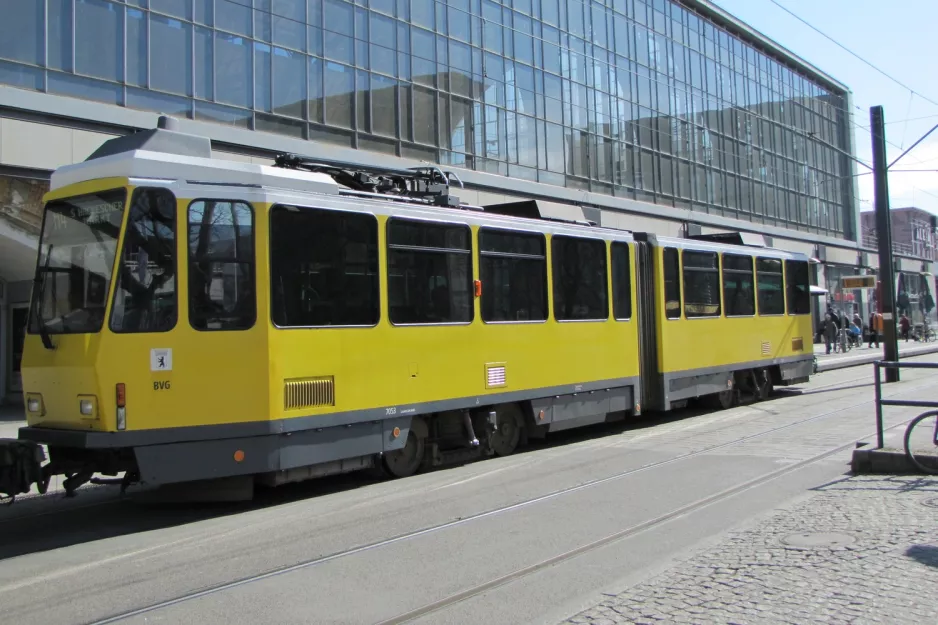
[24,187,271,433]
[654,246,813,375]
[43,177,130,203]
[267,223,642,421]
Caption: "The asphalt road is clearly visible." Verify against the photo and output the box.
[2,358,937,625]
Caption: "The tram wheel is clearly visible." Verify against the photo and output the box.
[488,404,523,457]
[754,368,774,401]
[382,420,426,478]
[703,388,738,410]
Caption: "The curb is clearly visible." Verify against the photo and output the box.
[851,446,938,474]
[816,344,938,373]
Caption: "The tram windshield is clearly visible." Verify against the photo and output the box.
[29,189,125,336]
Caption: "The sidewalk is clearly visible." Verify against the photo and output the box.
[814,339,938,373]
[560,475,938,625]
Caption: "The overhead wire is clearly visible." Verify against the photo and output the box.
[766,0,938,111]
[759,1,938,168]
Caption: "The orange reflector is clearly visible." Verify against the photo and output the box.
[392,427,401,438]
[474,279,482,297]
[233,450,245,462]
[116,383,126,408]
[538,410,545,420]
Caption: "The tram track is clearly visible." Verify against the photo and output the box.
[80,373,937,625]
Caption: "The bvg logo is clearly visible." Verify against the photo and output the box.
[154,380,171,391]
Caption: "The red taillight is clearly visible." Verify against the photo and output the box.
[116,383,126,408]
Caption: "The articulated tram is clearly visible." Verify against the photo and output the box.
[0,118,813,501]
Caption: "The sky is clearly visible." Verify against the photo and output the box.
[711,0,938,216]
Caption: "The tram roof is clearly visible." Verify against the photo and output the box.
[50,147,342,198]
[48,117,809,262]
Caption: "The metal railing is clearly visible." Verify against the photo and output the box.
[873,360,938,448]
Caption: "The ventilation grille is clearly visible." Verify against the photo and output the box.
[792,337,804,351]
[761,341,771,355]
[284,376,335,410]
[486,364,506,388]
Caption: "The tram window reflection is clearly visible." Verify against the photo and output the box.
[479,228,548,322]
[663,247,681,319]
[387,218,473,325]
[723,254,755,317]
[552,235,608,321]
[269,205,379,327]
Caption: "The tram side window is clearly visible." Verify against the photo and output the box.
[722,254,755,317]
[387,219,473,324]
[611,242,632,320]
[110,187,177,333]
[552,236,608,321]
[269,205,379,327]
[663,247,681,319]
[683,250,721,318]
[785,259,810,315]
[187,200,256,331]
[756,258,785,315]
[479,229,548,322]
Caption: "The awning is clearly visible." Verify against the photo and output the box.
[810,285,828,296]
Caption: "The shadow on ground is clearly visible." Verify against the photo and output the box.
[906,544,938,569]
[0,401,728,562]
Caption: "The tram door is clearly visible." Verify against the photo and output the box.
[9,305,27,394]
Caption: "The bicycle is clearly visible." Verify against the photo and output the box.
[838,328,854,353]
[903,410,938,474]
[920,325,936,343]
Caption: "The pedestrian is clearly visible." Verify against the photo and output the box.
[824,313,837,354]
[868,311,882,348]
[900,314,911,342]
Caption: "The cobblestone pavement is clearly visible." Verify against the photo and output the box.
[560,475,938,625]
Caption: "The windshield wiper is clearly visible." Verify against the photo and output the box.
[32,245,55,351]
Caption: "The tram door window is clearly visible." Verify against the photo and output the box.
[269,206,379,327]
[187,200,256,331]
[551,236,608,321]
[110,187,177,333]
[785,259,810,315]
[611,242,632,320]
[478,229,548,322]
[387,218,473,324]
[722,254,755,317]
[756,258,785,315]
[663,247,681,319]
[682,250,721,318]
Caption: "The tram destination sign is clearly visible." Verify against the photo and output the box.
[841,275,876,289]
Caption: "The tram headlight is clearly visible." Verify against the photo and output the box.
[26,394,43,415]
[78,395,97,418]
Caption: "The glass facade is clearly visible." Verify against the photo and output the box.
[0,0,853,238]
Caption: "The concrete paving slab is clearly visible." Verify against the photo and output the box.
[558,475,938,625]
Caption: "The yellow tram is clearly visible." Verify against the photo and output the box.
[1,118,813,501]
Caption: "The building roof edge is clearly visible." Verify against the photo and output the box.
[681,0,850,94]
